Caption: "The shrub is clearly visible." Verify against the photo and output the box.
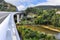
[17,26,57,40]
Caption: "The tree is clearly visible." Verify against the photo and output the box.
[0,1,16,11]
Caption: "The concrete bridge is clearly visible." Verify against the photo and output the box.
[0,11,24,23]
[0,12,21,40]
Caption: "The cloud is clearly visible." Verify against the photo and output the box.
[25,0,60,7]
[36,0,60,6]
[4,0,60,11]
[48,0,60,5]
[4,0,46,11]
[4,0,36,6]
[18,0,60,11]
[16,4,36,11]
[4,0,36,11]
[17,5,26,11]
[4,0,20,6]
[19,0,32,2]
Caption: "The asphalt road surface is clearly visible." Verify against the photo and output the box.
[0,12,10,24]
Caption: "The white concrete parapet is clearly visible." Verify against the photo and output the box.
[0,12,20,40]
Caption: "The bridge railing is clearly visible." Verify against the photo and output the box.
[0,13,20,40]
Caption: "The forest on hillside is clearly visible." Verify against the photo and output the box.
[0,1,16,11]
[19,7,60,27]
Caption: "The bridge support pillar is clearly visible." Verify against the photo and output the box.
[20,14,23,20]
[16,13,24,23]
[17,14,20,23]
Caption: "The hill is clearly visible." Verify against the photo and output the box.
[34,5,60,10]
[0,1,16,11]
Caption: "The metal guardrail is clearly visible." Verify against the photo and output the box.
[0,13,20,40]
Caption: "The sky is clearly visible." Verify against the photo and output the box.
[4,0,60,11]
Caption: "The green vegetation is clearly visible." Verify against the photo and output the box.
[16,7,60,40]
[17,25,57,40]
[0,1,16,11]
[24,8,60,27]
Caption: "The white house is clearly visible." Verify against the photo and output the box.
[56,11,60,14]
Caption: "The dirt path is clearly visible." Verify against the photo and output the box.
[17,25,60,34]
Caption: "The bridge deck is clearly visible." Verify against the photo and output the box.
[0,13,9,24]
[0,12,20,40]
